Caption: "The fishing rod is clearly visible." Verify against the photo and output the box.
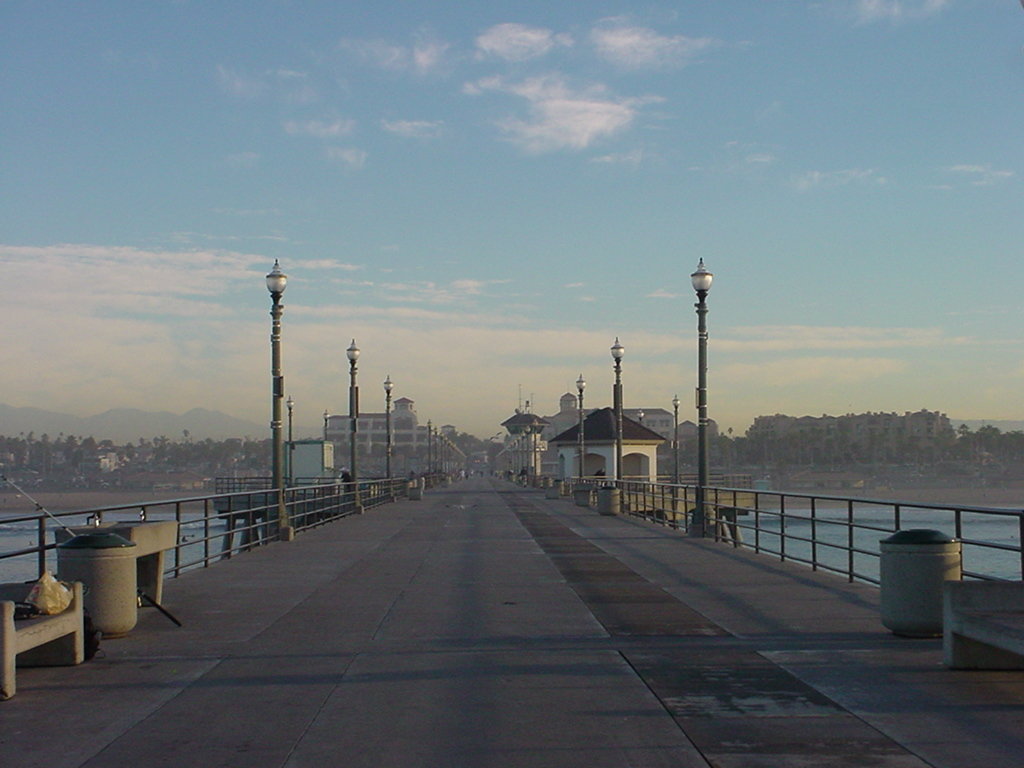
[2,473,185,627]
[1,474,78,535]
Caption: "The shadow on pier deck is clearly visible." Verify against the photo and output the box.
[3,478,1023,768]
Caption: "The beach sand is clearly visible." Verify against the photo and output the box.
[0,488,201,517]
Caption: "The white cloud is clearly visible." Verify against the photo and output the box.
[381,119,444,138]
[284,119,355,138]
[326,146,367,169]
[721,325,965,352]
[301,259,362,271]
[947,164,1015,186]
[2,244,266,300]
[216,65,317,104]
[412,37,450,74]
[338,34,449,74]
[216,65,265,99]
[475,23,572,62]
[792,168,888,191]
[591,19,717,69]
[591,148,644,166]
[466,74,659,153]
[721,356,908,387]
[168,231,287,245]
[646,288,678,299]
[0,244,292,421]
[338,38,408,70]
[842,0,951,24]
[376,278,510,305]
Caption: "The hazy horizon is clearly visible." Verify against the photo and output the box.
[1,401,1022,444]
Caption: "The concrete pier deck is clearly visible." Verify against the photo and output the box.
[3,478,1023,767]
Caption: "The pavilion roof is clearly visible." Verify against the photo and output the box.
[549,407,665,445]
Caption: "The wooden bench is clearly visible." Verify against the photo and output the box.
[1,581,85,700]
[943,581,1024,670]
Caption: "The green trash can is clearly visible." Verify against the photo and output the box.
[58,532,138,638]
[879,529,961,637]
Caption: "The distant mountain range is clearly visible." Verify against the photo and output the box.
[0,404,270,442]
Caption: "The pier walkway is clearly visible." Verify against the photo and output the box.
[3,478,1023,767]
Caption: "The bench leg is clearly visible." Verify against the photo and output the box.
[137,551,166,605]
[2,602,15,700]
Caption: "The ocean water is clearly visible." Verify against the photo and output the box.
[2,502,1020,585]
[730,503,1022,582]
[0,509,232,584]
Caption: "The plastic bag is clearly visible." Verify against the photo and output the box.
[25,571,73,615]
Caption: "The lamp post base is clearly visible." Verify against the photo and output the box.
[278,525,296,542]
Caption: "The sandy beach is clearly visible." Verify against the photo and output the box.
[0,488,204,518]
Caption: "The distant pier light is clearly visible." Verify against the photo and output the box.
[611,338,625,481]
[384,375,394,480]
[347,339,362,512]
[576,373,586,478]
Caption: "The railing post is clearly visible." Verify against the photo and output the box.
[753,492,761,553]
[779,495,786,561]
[174,502,183,578]
[847,499,855,582]
[37,517,46,578]
[204,498,211,568]
[810,497,818,571]
[1019,512,1024,580]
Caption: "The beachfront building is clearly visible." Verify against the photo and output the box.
[548,407,665,481]
[745,409,954,465]
[537,393,717,477]
[325,396,427,475]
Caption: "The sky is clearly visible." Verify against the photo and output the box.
[2,0,1023,439]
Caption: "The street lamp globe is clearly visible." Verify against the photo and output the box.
[610,337,624,361]
[383,375,393,395]
[347,339,360,363]
[576,374,586,394]
[266,259,287,296]
[691,259,713,295]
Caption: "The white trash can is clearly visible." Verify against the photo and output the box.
[597,486,620,516]
[879,529,961,637]
[58,532,138,638]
